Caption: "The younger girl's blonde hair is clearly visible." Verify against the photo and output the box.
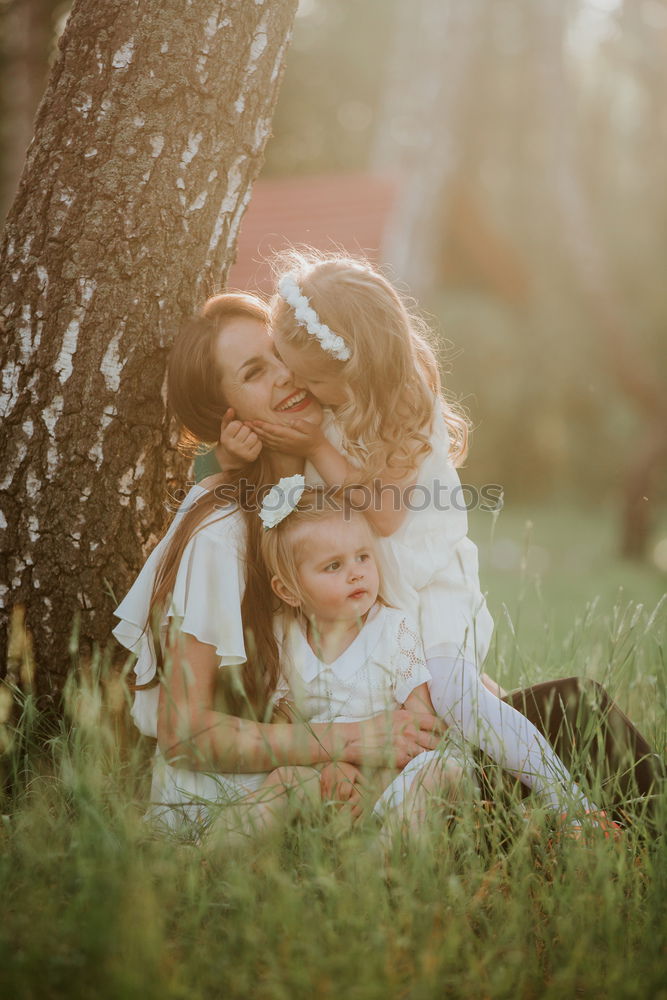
[270,249,469,479]
[260,487,380,615]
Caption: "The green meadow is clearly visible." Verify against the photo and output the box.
[1,503,666,1000]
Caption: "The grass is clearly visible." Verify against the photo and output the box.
[1,503,666,1000]
[470,500,667,666]
[470,501,667,744]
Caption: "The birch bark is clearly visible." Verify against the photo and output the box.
[0,0,298,694]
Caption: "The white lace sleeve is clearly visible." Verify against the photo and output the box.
[392,613,433,705]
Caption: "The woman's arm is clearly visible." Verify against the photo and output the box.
[157,633,445,772]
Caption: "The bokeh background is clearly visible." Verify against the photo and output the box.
[2,0,666,663]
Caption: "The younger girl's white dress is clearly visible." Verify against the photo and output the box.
[279,602,475,816]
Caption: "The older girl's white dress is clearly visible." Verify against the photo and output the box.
[318,403,494,665]
[112,485,272,830]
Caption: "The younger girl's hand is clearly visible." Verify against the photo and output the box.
[215,408,262,470]
[320,761,365,819]
[249,418,326,459]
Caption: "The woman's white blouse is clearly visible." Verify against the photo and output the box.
[113,485,277,826]
[279,604,433,723]
[112,485,248,739]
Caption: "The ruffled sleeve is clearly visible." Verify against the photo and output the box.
[389,611,433,706]
[112,499,248,737]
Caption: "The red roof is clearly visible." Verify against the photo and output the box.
[227,172,396,295]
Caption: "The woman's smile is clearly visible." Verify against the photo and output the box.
[274,388,313,413]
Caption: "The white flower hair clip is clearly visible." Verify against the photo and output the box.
[259,474,306,530]
[278,274,351,362]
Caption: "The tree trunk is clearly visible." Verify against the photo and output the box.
[0,0,298,698]
[621,427,667,561]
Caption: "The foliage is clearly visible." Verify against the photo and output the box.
[264,0,394,177]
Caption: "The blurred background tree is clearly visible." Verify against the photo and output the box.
[2,0,666,565]
[265,0,667,563]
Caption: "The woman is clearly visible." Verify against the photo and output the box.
[113,292,443,832]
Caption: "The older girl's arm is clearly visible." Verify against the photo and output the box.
[249,418,415,536]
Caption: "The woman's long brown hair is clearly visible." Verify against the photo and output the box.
[139,293,281,720]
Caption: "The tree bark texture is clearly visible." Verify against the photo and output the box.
[0,0,298,696]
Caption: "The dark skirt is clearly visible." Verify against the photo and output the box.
[478,676,665,825]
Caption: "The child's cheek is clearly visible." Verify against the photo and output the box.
[308,387,326,405]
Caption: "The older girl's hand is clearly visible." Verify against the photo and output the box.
[215,408,262,471]
[346,709,445,769]
[249,417,327,459]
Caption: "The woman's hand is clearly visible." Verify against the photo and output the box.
[320,761,365,820]
[215,408,262,471]
[249,417,327,459]
[345,709,445,769]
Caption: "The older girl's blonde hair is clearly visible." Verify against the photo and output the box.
[260,487,380,614]
[270,249,469,480]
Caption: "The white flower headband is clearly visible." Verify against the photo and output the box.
[259,474,306,530]
[278,274,351,362]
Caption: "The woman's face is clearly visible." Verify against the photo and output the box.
[215,316,323,426]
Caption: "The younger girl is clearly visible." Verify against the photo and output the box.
[251,250,602,821]
[260,478,476,828]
